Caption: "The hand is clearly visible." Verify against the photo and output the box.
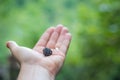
[6,25,72,80]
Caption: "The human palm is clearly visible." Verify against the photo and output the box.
[6,25,72,76]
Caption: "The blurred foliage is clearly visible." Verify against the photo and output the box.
[0,0,120,80]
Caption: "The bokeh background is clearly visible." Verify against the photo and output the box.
[0,0,120,80]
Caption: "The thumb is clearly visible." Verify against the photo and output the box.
[6,41,19,53]
[6,41,21,66]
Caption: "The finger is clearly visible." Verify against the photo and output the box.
[6,41,21,65]
[33,27,55,50]
[6,41,19,53]
[59,33,72,54]
[55,27,69,48]
[6,41,21,60]
[46,24,63,48]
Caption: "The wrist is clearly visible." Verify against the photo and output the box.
[17,63,55,80]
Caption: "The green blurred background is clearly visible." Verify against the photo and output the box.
[0,0,120,80]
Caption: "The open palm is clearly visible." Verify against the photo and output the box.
[7,25,72,76]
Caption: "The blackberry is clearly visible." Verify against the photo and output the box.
[43,48,52,56]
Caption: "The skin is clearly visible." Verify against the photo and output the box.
[6,24,72,80]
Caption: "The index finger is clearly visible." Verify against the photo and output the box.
[33,27,55,50]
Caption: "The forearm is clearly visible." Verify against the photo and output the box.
[17,64,55,80]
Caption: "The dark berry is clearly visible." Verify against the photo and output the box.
[43,48,52,56]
